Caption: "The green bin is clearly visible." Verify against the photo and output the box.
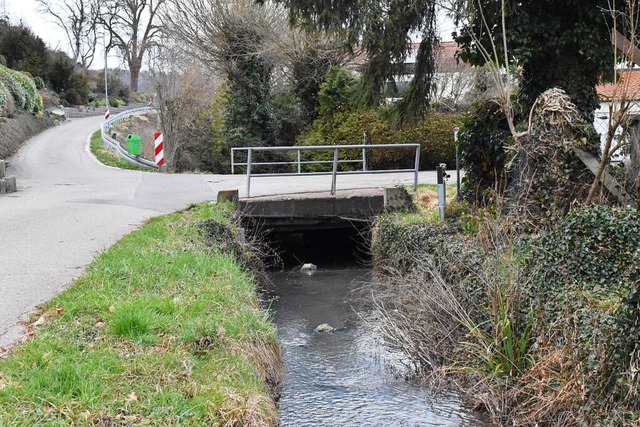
[127,134,142,156]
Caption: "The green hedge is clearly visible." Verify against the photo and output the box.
[522,206,640,404]
[14,71,37,112]
[296,109,465,170]
[0,80,9,114]
[0,65,26,110]
[0,65,39,114]
[33,93,43,115]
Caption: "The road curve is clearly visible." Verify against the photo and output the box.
[0,116,441,348]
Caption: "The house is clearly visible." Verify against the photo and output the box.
[346,41,474,107]
[594,69,640,161]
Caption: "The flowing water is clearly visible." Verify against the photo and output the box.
[269,268,487,427]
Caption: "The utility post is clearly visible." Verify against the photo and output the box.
[454,127,461,201]
[103,33,110,122]
[437,163,450,221]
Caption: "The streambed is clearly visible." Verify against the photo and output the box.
[269,267,486,426]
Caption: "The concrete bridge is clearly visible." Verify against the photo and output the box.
[233,187,414,232]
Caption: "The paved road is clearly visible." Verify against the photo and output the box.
[0,116,446,349]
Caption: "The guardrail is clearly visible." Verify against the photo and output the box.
[231,143,420,197]
[101,106,159,169]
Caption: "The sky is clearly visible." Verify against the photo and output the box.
[4,0,119,69]
[3,0,458,71]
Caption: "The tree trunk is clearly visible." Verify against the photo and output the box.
[129,60,141,92]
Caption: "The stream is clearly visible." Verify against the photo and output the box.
[269,267,487,426]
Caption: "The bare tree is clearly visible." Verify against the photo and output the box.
[163,0,285,75]
[97,0,164,92]
[36,0,98,68]
[147,40,221,168]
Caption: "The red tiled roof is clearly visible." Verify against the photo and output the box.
[597,70,640,101]
[346,41,470,70]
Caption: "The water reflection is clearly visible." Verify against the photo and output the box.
[269,268,486,427]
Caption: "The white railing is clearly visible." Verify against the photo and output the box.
[231,143,421,197]
[101,107,159,169]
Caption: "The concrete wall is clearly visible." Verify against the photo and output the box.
[0,160,17,194]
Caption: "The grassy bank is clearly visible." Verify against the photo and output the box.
[90,129,153,171]
[0,203,281,425]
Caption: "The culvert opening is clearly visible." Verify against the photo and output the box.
[248,222,371,269]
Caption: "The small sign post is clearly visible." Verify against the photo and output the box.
[454,127,461,201]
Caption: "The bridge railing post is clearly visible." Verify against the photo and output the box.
[297,149,301,174]
[331,148,338,195]
[231,149,235,175]
[246,148,253,197]
[414,145,420,192]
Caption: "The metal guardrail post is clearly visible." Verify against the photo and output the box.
[246,148,253,197]
[414,145,420,191]
[331,148,339,195]
[297,150,301,174]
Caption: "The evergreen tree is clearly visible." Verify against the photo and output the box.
[455,0,615,118]
[272,0,439,124]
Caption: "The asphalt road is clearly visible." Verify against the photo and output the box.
[0,116,447,349]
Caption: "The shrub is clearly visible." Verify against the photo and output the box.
[0,80,9,115]
[0,23,49,78]
[522,206,640,405]
[0,65,26,110]
[33,76,44,89]
[297,109,464,170]
[47,52,89,105]
[458,101,511,204]
[14,71,37,112]
[33,93,44,115]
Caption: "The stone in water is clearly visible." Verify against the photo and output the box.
[300,263,317,275]
[315,323,335,333]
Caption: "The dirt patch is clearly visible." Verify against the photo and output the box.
[416,188,439,210]
[0,113,54,159]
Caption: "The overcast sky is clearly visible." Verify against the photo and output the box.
[3,0,457,70]
[4,0,120,69]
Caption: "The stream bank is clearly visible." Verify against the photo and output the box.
[261,214,486,426]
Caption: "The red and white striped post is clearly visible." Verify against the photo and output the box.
[154,130,165,167]
[104,107,110,120]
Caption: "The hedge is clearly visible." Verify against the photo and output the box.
[296,109,464,171]
[14,71,37,112]
[0,65,39,114]
[522,206,640,405]
[0,65,26,110]
[33,93,44,115]
[0,80,9,114]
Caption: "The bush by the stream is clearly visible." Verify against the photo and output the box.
[521,206,640,411]
[458,101,511,203]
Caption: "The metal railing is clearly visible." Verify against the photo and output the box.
[231,143,421,197]
[101,106,159,169]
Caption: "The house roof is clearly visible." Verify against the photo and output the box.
[597,70,640,101]
[346,41,470,72]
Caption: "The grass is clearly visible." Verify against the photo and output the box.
[0,202,281,426]
[397,184,463,224]
[89,129,154,172]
